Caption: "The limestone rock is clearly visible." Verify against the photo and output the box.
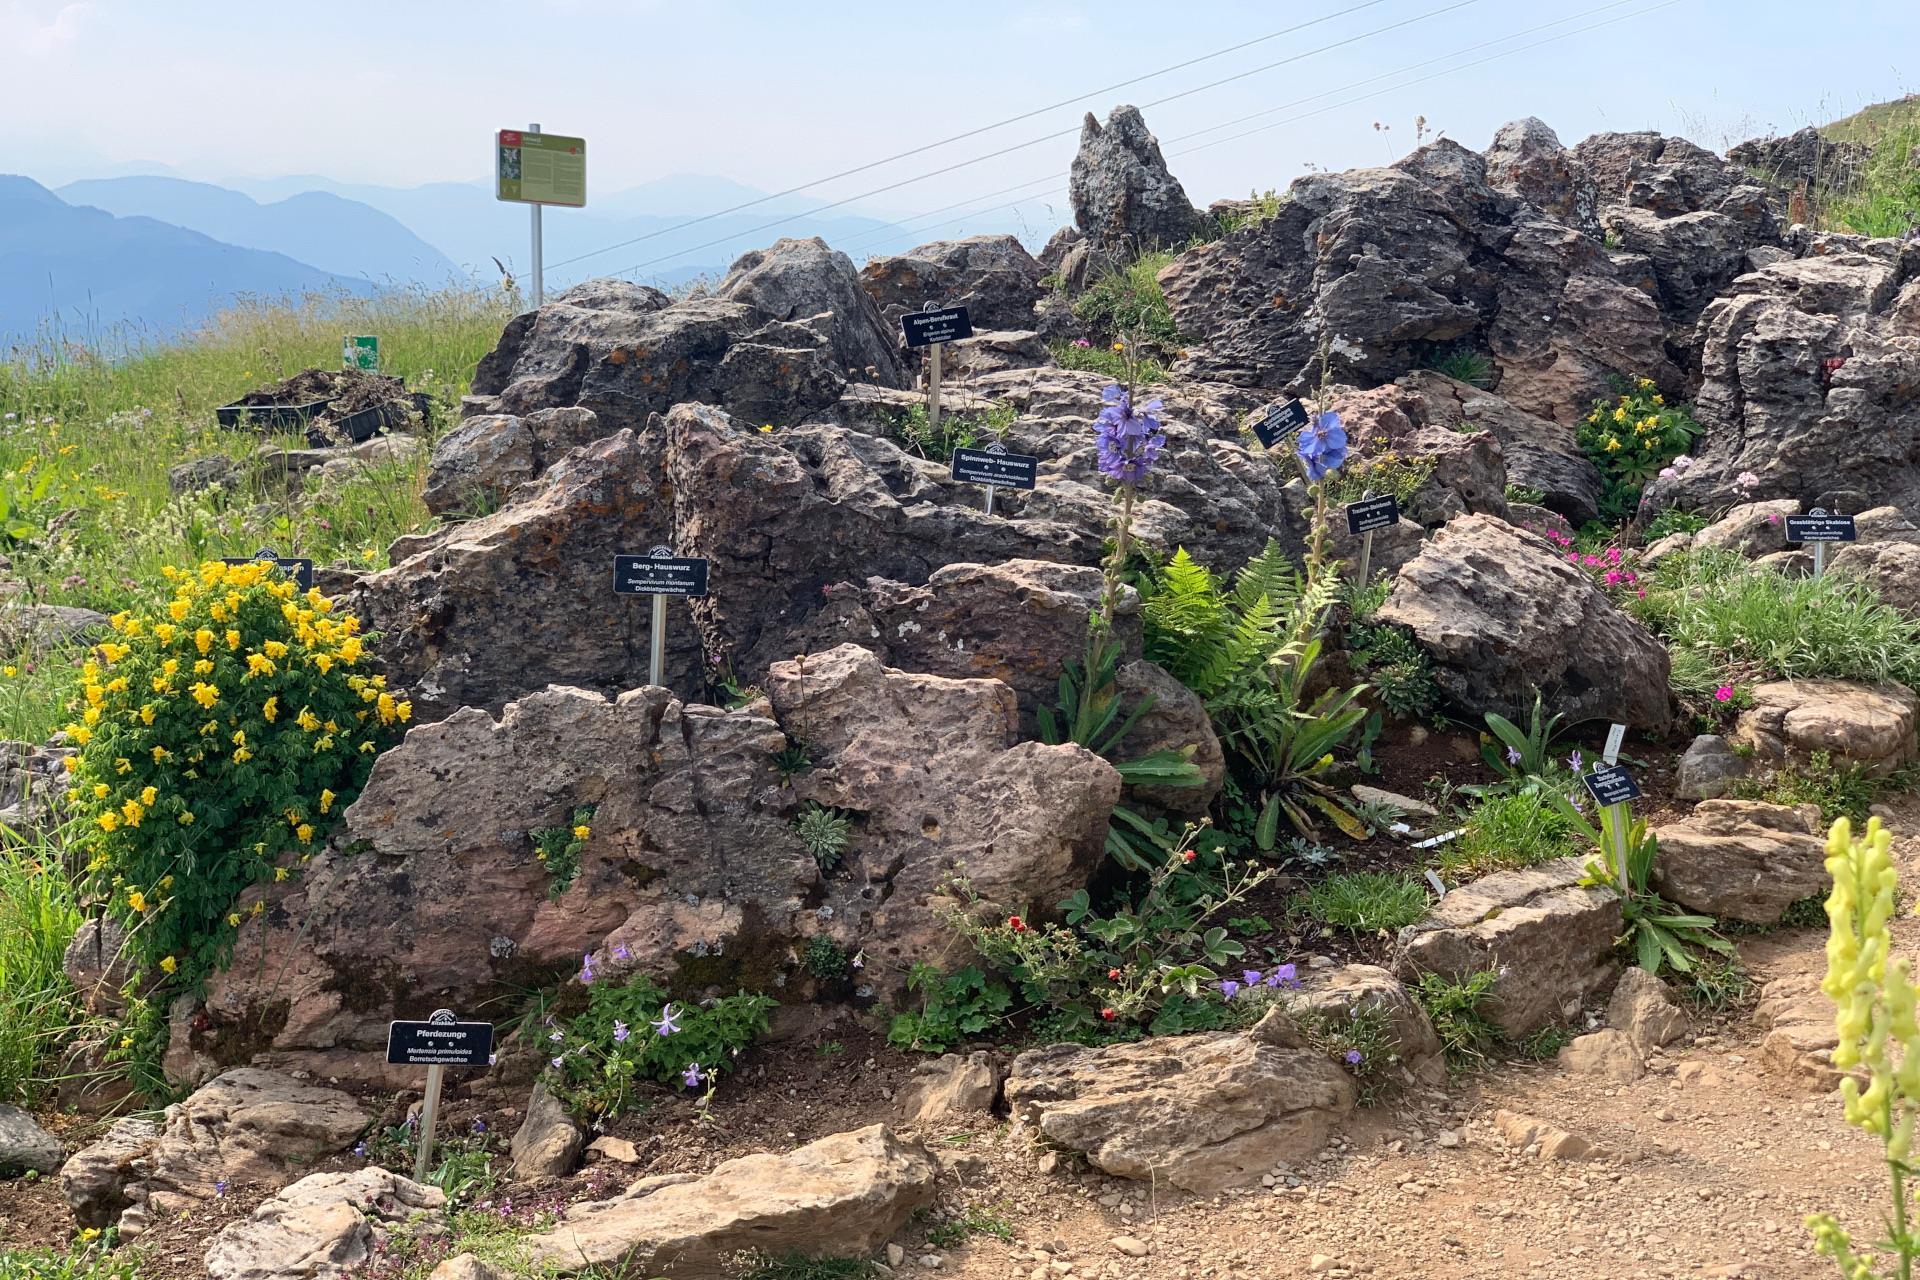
[203,1168,445,1280]
[1393,371,1603,524]
[1494,1110,1606,1161]
[0,604,109,652]
[1003,1013,1355,1192]
[511,1082,584,1180]
[0,1104,62,1174]
[1608,968,1689,1052]
[720,237,908,386]
[1831,538,1920,615]
[1690,500,1798,558]
[1651,800,1828,924]
[858,235,1046,332]
[60,1116,157,1228]
[1755,972,1843,1087]
[1735,679,1919,777]
[1111,659,1225,816]
[1287,963,1444,1083]
[1557,1028,1645,1082]
[429,1258,513,1280]
[1376,514,1673,731]
[421,406,605,517]
[62,1070,369,1236]
[1674,734,1749,801]
[523,1124,936,1274]
[1484,118,1600,237]
[1394,857,1623,1038]
[941,329,1050,377]
[62,915,130,1014]
[896,1051,1002,1125]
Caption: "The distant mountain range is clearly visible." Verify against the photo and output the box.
[1,163,1066,348]
[0,176,369,347]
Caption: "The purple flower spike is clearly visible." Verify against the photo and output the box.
[1094,385,1167,485]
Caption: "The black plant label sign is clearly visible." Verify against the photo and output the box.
[1250,399,1309,449]
[1345,494,1400,535]
[613,552,710,597]
[901,306,973,349]
[1784,510,1857,543]
[386,1011,494,1067]
[951,446,1038,490]
[1582,764,1642,807]
[223,547,315,591]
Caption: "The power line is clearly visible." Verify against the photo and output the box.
[831,0,1684,260]
[832,0,1650,258]
[542,0,1396,273]
[591,0,1483,279]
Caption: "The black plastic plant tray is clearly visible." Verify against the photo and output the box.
[215,399,330,432]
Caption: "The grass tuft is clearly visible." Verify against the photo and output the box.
[1295,871,1429,932]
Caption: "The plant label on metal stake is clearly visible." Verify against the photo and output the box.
[1343,492,1398,584]
[1602,723,1627,766]
[386,1008,494,1181]
[614,547,711,687]
[951,441,1037,516]
[1250,398,1308,450]
[1582,763,1642,890]
[1785,507,1856,578]
[901,303,973,444]
[221,546,315,591]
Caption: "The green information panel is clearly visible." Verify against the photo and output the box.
[342,335,378,371]
[496,130,586,207]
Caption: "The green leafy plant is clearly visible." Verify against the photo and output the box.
[802,934,850,982]
[1478,691,1575,788]
[1286,1003,1404,1104]
[65,559,407,996]
[887,964,1013,1053]
[925,1206,1016,1247]
[1733,750,1883,824]
[0,1247,145,1280]
[773,743,812,785]
[530,805,594,900]
[1444,789,1577,879]
[1345,620,1438,720]
[1549,796,1734,975]
[1243,636,1371,843]
[1411,969,1502,1066]
[1051,340,1167,383]
[545,973,774,1120]
[882,402,1016,464]
[1578,378,1701,522]
[1504,484,1547,505]
[1325,451,1436,508]
[1643,507,1710,540]
[1427,349,1494,388]
[735,1255,880,1280]
[1296,871,1429,932]
[1215,188,1284,235]
[1071,251,1180,350]
[0,823,83,1105]
[794,802,854,872]
[1515,1023,1574,1060]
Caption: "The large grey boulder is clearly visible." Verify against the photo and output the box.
[858,235,1047,332]
[1652,800,1828,925]
[1376,514,1673,731]
[720,236,907,386]
[203,1168,445,1280]
[523,1125,937,1275]
[61,1070,370,1236]
[1005,1011,1355,1193]
[1394,858,1623,1038]
[421,406,605,517]
[0,1104,62,1174]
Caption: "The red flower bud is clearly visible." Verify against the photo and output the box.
[1100,1007,1116,1021]
[1007,915,1026,933]
[1181,849,1196,863]
[1107,968,1122,981]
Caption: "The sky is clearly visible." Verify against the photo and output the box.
[3,0,1915,234]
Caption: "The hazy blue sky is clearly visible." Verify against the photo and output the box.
[3,0,1914,229]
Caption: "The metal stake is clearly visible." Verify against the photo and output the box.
[1813,539,1826,578]
[927,340,942,438]
[1356,530,1374,586]
[413,1063,445,1182]
[649,593,667,687]
[529,123,544,308]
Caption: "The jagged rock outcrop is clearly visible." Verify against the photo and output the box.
[62,1070,370,1235]
[720,237,908,385]
[1485,117,1601,238]
[1644,247,1920,516]
[421,405,605,516]
[1070,105,1207,257]
[1729,127,1870,216]
[361,379,1292,719]
[191,649,1117,1080]
[858,235,1047,332]
[1376,514,1673,730]
[523,1125,937,1274]
[1395,858,1623,1037]
[1005,1011,1355,1192]
[1162,139,1680,424]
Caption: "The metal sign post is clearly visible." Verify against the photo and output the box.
[928,338,942,440]
[529,123,543,308]
[385,1009,494,1181]
[1343,493,1399,585]
[900,304,974,449]
[1582,763,1643,890]
[613,548,712,687]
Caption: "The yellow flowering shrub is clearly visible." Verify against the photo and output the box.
[1807,815,1919,1278]
[64,560,410,987]
[1576,378,1700,522]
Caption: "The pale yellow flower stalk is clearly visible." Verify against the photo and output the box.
[1809,816,1919,1279]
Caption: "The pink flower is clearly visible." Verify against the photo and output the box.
[1604,547,1622,565]
[1714,685,1734,702]
[1767,514,1781,525]
[1658,467,1676,480]
[1073,338,1092,349]
[1604,569,1623,586]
